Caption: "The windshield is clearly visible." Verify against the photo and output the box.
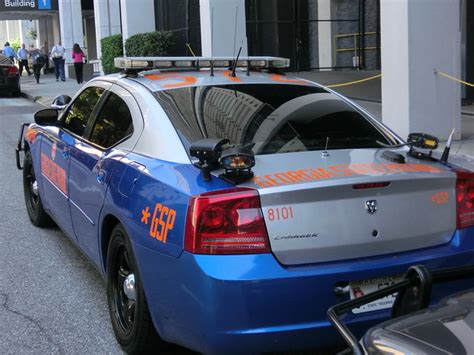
[155,84,396,155]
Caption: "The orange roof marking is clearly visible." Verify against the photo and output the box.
[270,74,308,85]
[224,70,242,82]
[145,73,198,88]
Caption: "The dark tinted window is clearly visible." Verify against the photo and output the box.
[62,87,104,136]
[155,84,394,155]
[0,55,12,65]
[89,93,133,148]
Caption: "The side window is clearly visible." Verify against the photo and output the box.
[62,87,105,136]
[89,93,133,149]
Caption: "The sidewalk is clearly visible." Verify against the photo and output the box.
[20,71,84,107]
[19,69,474,170]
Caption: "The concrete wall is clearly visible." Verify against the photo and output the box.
[120,0,155,46]
[85,16,97,59]
[200,0,248,57]
[318,0,336,69]
[381,0,461,140]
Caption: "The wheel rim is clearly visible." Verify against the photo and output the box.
[25,161,40,214]
[112,245,136,335]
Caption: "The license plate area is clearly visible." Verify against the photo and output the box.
[350,275,401,314]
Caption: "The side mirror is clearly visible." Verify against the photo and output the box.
[51,95,72,110]
[407,133,439,150]
[34,109,58,126]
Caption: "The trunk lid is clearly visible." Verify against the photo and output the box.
[241,149,456,265]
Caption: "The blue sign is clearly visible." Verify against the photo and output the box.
[38,0,52,10]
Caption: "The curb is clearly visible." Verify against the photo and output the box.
[20,91,37,102]
[20,91,48,108]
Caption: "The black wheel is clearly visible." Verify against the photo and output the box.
[13,87,21,97]
[107,224,168,354]
[23,151,53,227]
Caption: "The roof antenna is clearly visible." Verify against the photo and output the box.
[232,5,239,58]
[210,7,214,77]
[186,43,199,70]
[440,128,455,164]
[186,43,196,57]
[322,137,330,158]
[231,46,242,77]
[230,5,242,78]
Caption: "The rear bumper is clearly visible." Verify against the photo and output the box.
[132,228,474,354]
[0,76,20,91]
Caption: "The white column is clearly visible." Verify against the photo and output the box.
[317,0,336,69]
[59,0,84,77]
[94,0,121,65]
[381,0,461,140]
[38,16,55,53]
[120,0,155,52]
[19,20,30,46]
[200,0,248,57]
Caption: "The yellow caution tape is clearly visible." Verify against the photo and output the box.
[435,70,474,88]
[326,74,382,88]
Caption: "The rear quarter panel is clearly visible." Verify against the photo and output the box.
[101,152,232,265]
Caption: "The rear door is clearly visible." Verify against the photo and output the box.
[68,86,138,265]
[40,85,106,238]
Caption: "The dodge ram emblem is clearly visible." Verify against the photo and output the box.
[365,200,377,214]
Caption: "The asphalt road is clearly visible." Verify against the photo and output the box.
[0,96,122,353]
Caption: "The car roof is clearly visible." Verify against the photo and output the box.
[123,69,321,92]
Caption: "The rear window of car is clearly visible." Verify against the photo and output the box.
[155,84,395,155]
[0,55,12,65]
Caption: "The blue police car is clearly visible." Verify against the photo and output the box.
[16,57,474,354]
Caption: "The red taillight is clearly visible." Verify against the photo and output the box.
[7,66,18,76]
[184,187,271,254]
[456,171,474,229]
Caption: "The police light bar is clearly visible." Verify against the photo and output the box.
[114,56,290,71]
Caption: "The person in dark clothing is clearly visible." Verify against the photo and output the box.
[72,43,86,84]
[29,45,46,84]
[17,43,32,76]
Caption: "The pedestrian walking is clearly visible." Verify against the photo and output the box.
[30,45,46,84]
[17,43,32,76]
[51,40,65,82]
[72,43,86,84]
[40,41,50,74]
[3,42,16,63]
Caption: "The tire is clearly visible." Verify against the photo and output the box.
[23,150,53,227]
[106,224,168,354]
[13,87,21,97]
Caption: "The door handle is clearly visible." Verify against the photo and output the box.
[97,170,106,184]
